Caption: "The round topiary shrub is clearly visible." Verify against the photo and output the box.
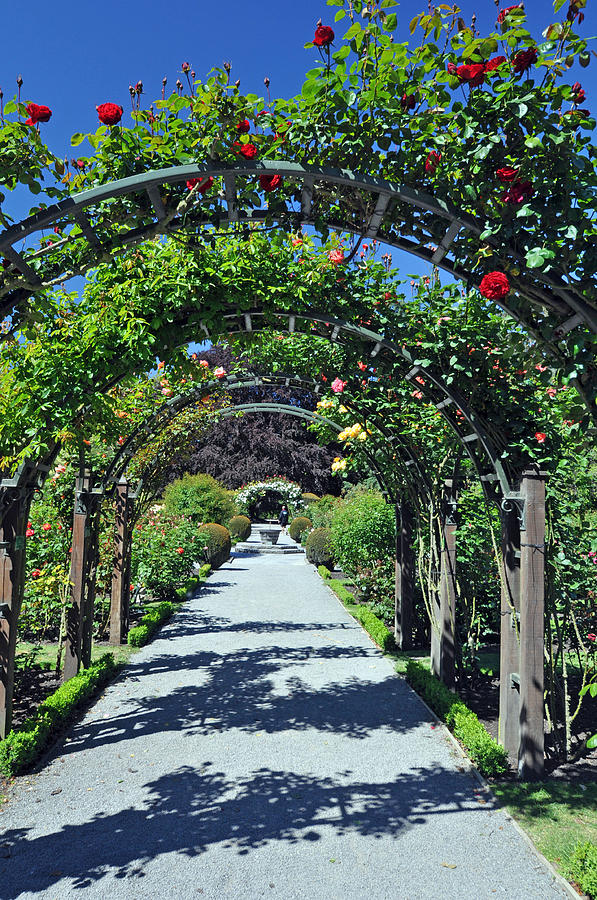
[289,516,313,542]
[305,527,335,569]
[301,492,320,506]
[198,523,231,569]
[229,515,251,541]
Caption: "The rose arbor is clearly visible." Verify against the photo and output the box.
[0,0,596,779]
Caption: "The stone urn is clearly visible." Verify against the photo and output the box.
[259,528,281,546]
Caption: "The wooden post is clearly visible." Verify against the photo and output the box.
[518,469,546,780]
[64,471,93,681]
[81,507,101,669]
[0,484,31,739]
[110,480,131,645]
[435,481,458,689]
[498,506,521,762]
[394,500,414,650]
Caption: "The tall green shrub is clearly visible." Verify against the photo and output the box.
[163,473,236,525]
[330,489,395,573]
[310,494,344,529]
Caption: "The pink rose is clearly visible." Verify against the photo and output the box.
[331,378,347,394]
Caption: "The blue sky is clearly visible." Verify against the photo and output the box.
[1,0,594,287]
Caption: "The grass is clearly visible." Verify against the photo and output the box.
[492,781,597,884]
[16,640,135,672]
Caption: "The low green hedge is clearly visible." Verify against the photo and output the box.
[567,841,597,899]
[318,566,395,652]
[173,564,212,600]
[406,659,509,778]
[352,606,395,652]
[0,653,116,776]
[127,601,174,647]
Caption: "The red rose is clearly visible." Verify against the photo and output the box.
[186,176,214,194]
[502,180,533,205]
[97,102,123,125]
[447,62,458,76]
[357,361,367,371]
[237,119,250,133]
[485,56,507,72]
[234,142,258,159]
[313,25,334,47]
[587,633,596,642]
[176,547,184,554]
[26,528,35,538]
[496,166,519,183]
[25,103,52,125]
[328,249,344,265]
[572,82,586,104]
[401,93,416,111]
[512,47,538,74]
[41,523,51,531]
[497,4,524,24]
[31,569,42,578]
[457,64,486,87]
[479,272,510,300]
[534,432,547,443]
[425,151,441,174]
[259,173,282,192]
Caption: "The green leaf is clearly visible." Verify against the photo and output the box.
[70,133,85,147]
[344,22,362,41]
[334,9,346,21]
[526,248,546,268]
[385,13,397,31]
[587,734,597,750]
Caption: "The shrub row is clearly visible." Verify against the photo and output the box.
[318,566,395,652]
[173,564,212,600]
[0,653,116,776]
[566,841,597,899]
[405,660,509,778]
[127,601,174,648]
[352,606,396,652]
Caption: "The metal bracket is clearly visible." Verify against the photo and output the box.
[510,672,520,690]
[501,492,526,530]
[75,488,104,516]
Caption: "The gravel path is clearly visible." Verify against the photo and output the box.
[0,551,570,899]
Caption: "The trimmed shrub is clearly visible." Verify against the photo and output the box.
[567,841,597,899]
[301,492,320,506]
[128,601,174,647]
[306,527,335,569]
[289,516,312,542]
[198,523,231,569]
[163,473,236,525]
[229,515,251,541]
[0,653,116,776]
[405,660,509,778]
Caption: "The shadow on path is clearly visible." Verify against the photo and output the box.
[0,763,484,896]
[61,637,427,757]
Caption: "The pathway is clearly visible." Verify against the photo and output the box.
[0,550,570,899]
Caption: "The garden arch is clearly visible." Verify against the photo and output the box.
[1,160,595,364]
